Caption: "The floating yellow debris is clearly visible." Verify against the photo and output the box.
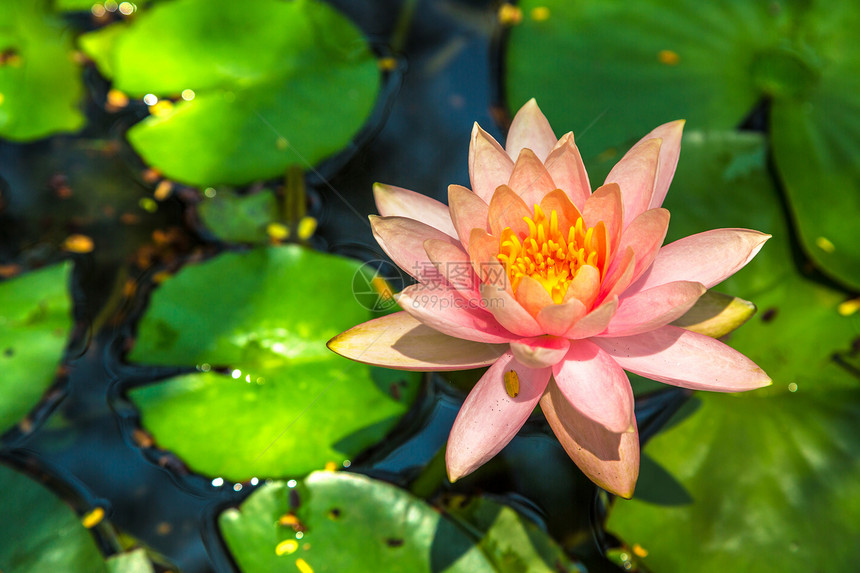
[295,558,314,573]
[531,6,550,21]
[838,298,860,316]
[658,50,680,66]
[62,234,95,253]
[106,89,129,110]
[149,100,174,117]
[633,543,649,558]
[371,276,394,301]
[378,57,397,72]
[81,507,105,529]
[324,461,337,472]
[297,216,317,240]
[504,370,520,398]
[267,222,290,241]
[816,236,836,253]
[498,4,523,26]
[154,180,173,201]
[275,539,299,556]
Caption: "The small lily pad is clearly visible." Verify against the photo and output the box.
[0,0,85,140]
[0,263,72,436]
[127,246,420,480]
[197,189,278,244]
[79,0,380,186]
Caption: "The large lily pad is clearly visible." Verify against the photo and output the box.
[127,246,420,481]
[0,263,72,436]
[0,463,107,573]
[606,131,860,571]
[0,0,85,140]
[79,0,380,186]
[218,470,580,572]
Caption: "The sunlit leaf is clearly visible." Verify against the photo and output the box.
[197,189,278,244]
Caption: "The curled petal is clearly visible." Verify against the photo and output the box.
[540,378,639,498]
[514,275,555,317]
[507,148,556,208]
[447,352,551,481]
[510,336,570,368]
[545,132,591,209]
[397,284,515,344]
[536,297,587,336]
[371,215,458,283]
[540,188,584,232]
[599,247,636,302]
[605,138,662,227]
[595,325,772,391]
[603,281,706,337]
[373,183,456,238]
[629,229,771,294]
[583,183,623,256]
[552,340,635,433]
[470,123,514,203]
[564,296,619,339]
[424,238,481,300]
[480,283,544,337]
[615,208,670,287]
[489,185,531,237]
[506,98,557,162]
[564,264,600,309]
[448,184,489,249]
[328,312,507,371]
[643,120,685,209]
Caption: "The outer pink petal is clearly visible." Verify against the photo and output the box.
[507,148,556,208]
[327,311,507,371]
[602,281,706,337]
[605,138,662,228]
[373,183,457,238]
[552,340,635,433]
[583,183,623,256]
[506,98,557,162]
[480,283,544,337]
[540,378,639,498]
[510,335,569,368]
[470,123,514,203]
[397,284,516,344]
[545,132,591,209]
[448,184,489,249]
[514,275,555,317]
[424,238,480,300]
[371,215,458,283]
[595,325,772,391]
[642,120,685,209]
[447,352,551,481]
[564,296,618,339]
[536,298,587,336]
[600,247,636,302]
[614,208,670,286]
[488,184,531,237]
[628,229,771,294]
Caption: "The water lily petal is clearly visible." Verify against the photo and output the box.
[507,148,556,208]
[371,215,458,283]
[536,297,587,336]
[595,325,772,391]
[448,184,490,249]
[506,98,557,162]
[605,138,662,227]
[545,132,591,209]
[488,184,531,237]
[583,183,623,255]
[553,340,635,433]
[397,284,515,343]
[328,311,507,371]
[480,283,544,337]
[629,229,771,294]
[603,281,706,337]
[643,120,685,209]
[599,247,636,302]
[470,123,514,203]
[447,352,551,481]
[540,188,584,232]
[468,228,503,284]
[510,336,570,368]
[564,296,618,339]
[615,208,670,285]
[514,275,555,316]
[540,378,639,498]
[424,238,481,297]
[563,264,601,309]
[373,183,457,238]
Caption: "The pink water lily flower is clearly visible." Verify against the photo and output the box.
[328,99,771,498]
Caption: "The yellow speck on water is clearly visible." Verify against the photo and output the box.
[530,6,550,21]
[816,236,836,253]
[139,197,158,212]
[372,276,394,301]
[0,93,4,105]
[106,89,129,109]
[81,507,105,528]
[295,558,314,573]
[279,513,299,526]
[62,234,95,253]
[149,100,174,117]
[154,180,173,201]
[378,57,397,72]
[324,461,337,472]
[498,4,523,25]
[633,544,648,558]
[267,222,290,241]
[275,539,299,556]
[838,298,860,316]
[658,50,680,65]
[297,216,317,240]
[788,382,798,392]
[504,370,520,398]
[276,137,288,150]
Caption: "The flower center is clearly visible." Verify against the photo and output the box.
[497,204,600,304]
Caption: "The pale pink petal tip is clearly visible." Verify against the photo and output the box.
[506,98,557,162]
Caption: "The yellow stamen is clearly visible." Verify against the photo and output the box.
[497,205,601,303]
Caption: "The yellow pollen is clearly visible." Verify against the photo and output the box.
[497,205,600,303]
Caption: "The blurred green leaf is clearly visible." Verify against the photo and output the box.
[128,246,420,480]
[0,464,107,573]
[197,189,278,244]
[79,0,380,186]
[105,549,155,573]
[0,263,72,435]
[606,131,860,571]
[0,0,85,140]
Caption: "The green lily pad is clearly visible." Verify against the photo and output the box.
[0,263,72,435]
[505,0,789,157]
[197,189,278,244]
[0,463,107,573]
[0,0,85,140]
[127,246,420,481]
[606,131,860,571]
[79,0,380,187]
[106,549,155,573]
[218,471,578,572]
